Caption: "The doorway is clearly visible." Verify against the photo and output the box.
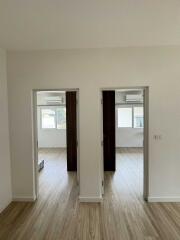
[101,87,149,200]
[33,89,79,199]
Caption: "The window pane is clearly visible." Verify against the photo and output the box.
[41,109,56,129]
[118,107,132,128]
[56,107,66,129]
[134,107,144,128]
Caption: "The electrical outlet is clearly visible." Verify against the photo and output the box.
[153,135,162,140]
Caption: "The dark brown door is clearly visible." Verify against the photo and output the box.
[103,91,116,171]
[66,91,77,171]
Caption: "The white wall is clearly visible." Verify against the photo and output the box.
[0,49,12,212]
[37,107,66,148]
[116,126,143,147]
[7,47,180,201]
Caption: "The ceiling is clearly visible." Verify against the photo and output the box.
[1,0,180,50]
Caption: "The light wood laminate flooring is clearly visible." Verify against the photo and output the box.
[1,148,180,240]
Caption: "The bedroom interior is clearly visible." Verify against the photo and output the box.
[36,90,78,199]
[102,89,145,199]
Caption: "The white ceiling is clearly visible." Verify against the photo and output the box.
[1,0,180,50]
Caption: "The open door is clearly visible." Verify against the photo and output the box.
[66,91,77,171]
[103,91,116,171]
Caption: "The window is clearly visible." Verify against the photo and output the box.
[41,109,56,129]
[134,107,143,128]
[41,107,66,129]
[118,107,132,128]
[117,106,144,128]
[56,107,66,129]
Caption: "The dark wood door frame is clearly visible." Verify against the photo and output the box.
[102,91,116,171]
[66,91,77,171]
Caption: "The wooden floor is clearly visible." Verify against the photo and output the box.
[1,148,180,239]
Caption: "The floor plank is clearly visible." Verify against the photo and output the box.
[1,148,180,240]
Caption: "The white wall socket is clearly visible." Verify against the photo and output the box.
[153,135,162,140]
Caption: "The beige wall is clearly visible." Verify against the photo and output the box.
[0,49,12,212]
[7,47,180,201]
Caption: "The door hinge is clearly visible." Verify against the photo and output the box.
[102,180,104,187]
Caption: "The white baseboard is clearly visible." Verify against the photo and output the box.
[79,196,103,203]
[13,195,36,202]
[148,196,180,202]
[0,199,12,213]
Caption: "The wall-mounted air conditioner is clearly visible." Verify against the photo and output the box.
[125,94,143,102]
[45,96,64,104]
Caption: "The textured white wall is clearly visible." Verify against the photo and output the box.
[7,47,180,201]
[116,128,143,147]
[0,49,12,212]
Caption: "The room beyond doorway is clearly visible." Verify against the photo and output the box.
[101,87,149,201]
[33,89,79,200]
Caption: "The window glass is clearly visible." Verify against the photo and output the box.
[41,109,56,129]
[118,107,132,128]
[56,107,66,129]
[134,107,144,128]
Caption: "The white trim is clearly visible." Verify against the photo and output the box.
[148,197,180,202]
[100,90,104,195]
[79,196,103,203]
[13,195,36,202]
[0,199,12,213]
